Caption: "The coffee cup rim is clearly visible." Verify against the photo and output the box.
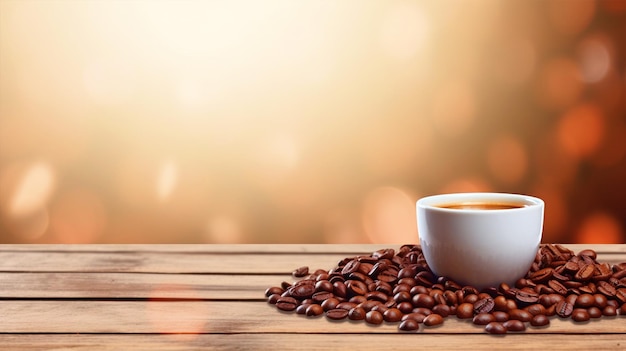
[417,192,544,212]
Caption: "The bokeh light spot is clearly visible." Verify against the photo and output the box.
[493,36,536,86]
[574,212,623,244]
[49,188,107,243]
[577,35,611,83]
[156,160,178,203]
[548,0,595,36]
[537,57,584,109]
[439,178,492,194]
[6,161,55,217]
[204,215,243,244]
[362,186,418,244]
[557,103,605,160]
[486,135,528,185]
[530,185,568,243]
[379,3,429,61]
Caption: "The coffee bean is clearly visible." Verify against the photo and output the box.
[326,308,349,320]
[556,300,574,318]
[530,268,553,282]
[597,281,617,297]
[588,306,602,318]
[383,308,403,322]
[502,319,526,332]
[292,266,309,278]
[397,301,414,314]
[412,293,435,309]
[492,311,509,322]
[548,280,568,295]
[276,296,298,311]
[296,304,309,314]
[265,286,284,297]
[602,305,617,316]
[336,302,357,311]
[346,280,368,296]
[575,264,595,281]
[472,313,495,325]
[615,288,626,303]
[456,303,474,319]
[394,291,412,304]
[321,297,340,311]
[515,290,539,304]
[290,282,316,299]
[365,310,384,325]
[620,304,626,315]
[525,304,546,316]
[484,321,507,334]
[509,309,532,322]
[432,304,451,317]
[474,297,495,314]
[579,249,597,260]
[575,293,595,308]
[315,280,333,293]
[341,260,361,276]
[312,291,334,303]
[530,314,550,327]
[398,319,420,331]
[402,312,427,323]
[571,308,590,322]
[348,307,366,320]
[306,304,324,317]
[423,313,444,326]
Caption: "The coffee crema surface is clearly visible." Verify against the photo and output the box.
[436,202,527,210]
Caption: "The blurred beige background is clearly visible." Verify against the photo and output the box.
[1,0,625,244]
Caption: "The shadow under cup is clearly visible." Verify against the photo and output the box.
[416,193,544,290]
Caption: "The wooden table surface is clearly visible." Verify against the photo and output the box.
[0,244,624,350]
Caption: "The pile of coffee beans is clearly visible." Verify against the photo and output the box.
[264,244,626,334]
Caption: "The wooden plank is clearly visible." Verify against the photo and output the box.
[0,272,283,299]
[0,244,624,254]
[0,334,624,351]
[0,300,624,334]
[0,251,624,274]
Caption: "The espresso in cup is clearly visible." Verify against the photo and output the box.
[436,202,527,210]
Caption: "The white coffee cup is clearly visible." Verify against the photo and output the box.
[416,192,544,290]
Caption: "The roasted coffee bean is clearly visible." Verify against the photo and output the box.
[594,293,609,308]
[394,291,412,304]
[588,306,602,318]
[402,312,427,323]
[341,260,361,276]
[615,288,626,303]
[602,305,617,316]
[346,280,368,296]
[349,295,367,304]
[620,304,626,315]
[492,311,509,322]
[292,266,309,277]
[366,291,388,303]
[321,297,340,311]
[456,303,474,319]
[432,304,451,318]
[502,319,526,332]
[474,297,495,314]
[509,309,532,322]
[423,313,444,326]
[515,290,539,304]
[398,319,420,331]
[306,304,324,317]
[348,307,366,320]
[276,297,298,311]
[530,268,553,282]
[464,294,479,304]
[525,304,546,316]
[296,304,309,314]
[575,264,595,281]
[265,286,284,297]
[412,293,435,309]
[358,300,381,312]
[315,280,333,293]
[383,308,403,322]
[397,301,414,314]
[556,300,574,318]
[312,291,334,303]
[472,313,495,325]
[332,281,347,298]
[373,248,395,260]
[571,308,590,322]
[336,302,357,311]
[393,283,411,295]
[365,310,384,325]
[530,314,550,327]
[575,293,595,308]
[326,308,349,320]
[290,282,316,299]
[579,249,597,260]
[597,281,616,297]
[371,304,388,314]
[484,321,507,334]
[268,293,281,305]
[548,280,568,295]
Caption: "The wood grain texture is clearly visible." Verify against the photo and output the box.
[0,250,624,274]
[0,334,624,351]
[0,300,623,334]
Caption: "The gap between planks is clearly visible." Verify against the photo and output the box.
[0,333,624,351]
[0,300,624,334]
